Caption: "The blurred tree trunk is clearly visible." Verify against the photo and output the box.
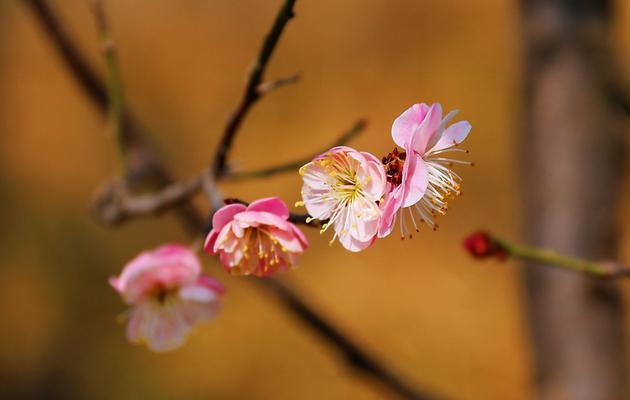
[521,1,627,399]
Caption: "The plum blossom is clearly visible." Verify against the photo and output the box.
[378,103,472,238]
[110,244,224,352]
[204,197,308,277]
[298,146,386,252]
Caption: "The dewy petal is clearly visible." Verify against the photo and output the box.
[247,197,290,220]
[429,120,472,153]
[391,103,430,148]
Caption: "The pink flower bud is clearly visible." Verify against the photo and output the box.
[463,231,507,260]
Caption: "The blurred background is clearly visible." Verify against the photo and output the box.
[0,0,628,399]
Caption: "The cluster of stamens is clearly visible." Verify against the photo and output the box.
[228,227,291,276]
[299,151,379,245]
[382,147,406,186]
[386,141,473,239]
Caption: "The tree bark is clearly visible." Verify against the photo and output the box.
[521,1,627,399]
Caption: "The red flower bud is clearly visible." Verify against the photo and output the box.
[463,231,507,260]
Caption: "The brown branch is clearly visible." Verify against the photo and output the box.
[26,1,434,398]
[211,0,296,179]
[91,120,363,226]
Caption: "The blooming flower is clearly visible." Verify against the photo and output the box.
[379,103,472,238]
[204,197,308,277]
[110,244,224,352]
[298,146,386,252]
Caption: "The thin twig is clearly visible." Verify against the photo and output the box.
[211,0,297,178]
[92,120,362,226]
[26,1,433,398]
[227,119,367,181]
[89,0,127,173]
[24,0,204,235]
[494,237,630,279]
[257,73,300,95]
[464,232,630,279]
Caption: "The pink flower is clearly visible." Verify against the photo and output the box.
[110,244,224,352]
[204,197,308,277]
[298,146,386,252]
[378,103,472,238]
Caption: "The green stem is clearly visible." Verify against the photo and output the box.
[92,0,127,174]
[493,236,629,278]
[228,119,366,181]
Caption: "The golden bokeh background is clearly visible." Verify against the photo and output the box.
[0,1,628,399]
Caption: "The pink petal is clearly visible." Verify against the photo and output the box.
[338,230,375,252]
[247,197,290,220]
[377,187,403,238]
[401,157,429,208]
[391,103,430,148]
[411,103,443,155]
[113,244,201,304]
[211,203,246,232]
[197,275,226,295]
[203,230,219,254]
[289,224,309,249]
[429,120,471,153]
[214,224,239,253]
[362,159,386,200]
[126,301,189,352]
[234,210,290,231]
[179,284,219,303]
[302,187,336,219]
[266,226,306,253]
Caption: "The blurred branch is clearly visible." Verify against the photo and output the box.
[89,0,127,173]
[520,1,627,398]
[259,279,432,400]
[92,120,362,226]
[227,119,366,181]
[211,0,296,179]
[24,0,205,235]
[26,1,433,399]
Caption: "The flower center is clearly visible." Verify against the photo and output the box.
[382,147,406,187]
[153,285,177,304]
[236,227,289,275]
